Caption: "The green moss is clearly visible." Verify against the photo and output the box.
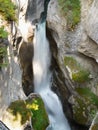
[0,26,8,38]
[73,97,88,124]
[64,56,78,70]
[91,124,98,130]
[58,0,81,30]
[0,0,16,21]
[0,46,8,68]
[7,100,31,124]
[7,96,49,129]
[64,56,90,83]
[73,88,98,125]
[76,88,98,106]
[72,70,90,83]
[26,97,49,130]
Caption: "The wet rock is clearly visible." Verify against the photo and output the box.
[18,40,34,96]
[0,121,10,130]
[89,112,98,130]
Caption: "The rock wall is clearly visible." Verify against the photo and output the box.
[47,0,98,129]
[1,0,98,129]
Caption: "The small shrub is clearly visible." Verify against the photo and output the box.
[0,27,8,68]
[0,0,16,21]
[0,26,8,38]
[8,100,31,124]
[58,0,81,30]
[0,46,8,68]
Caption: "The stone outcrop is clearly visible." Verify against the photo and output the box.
[1,0,98,129]
[89,112,98,130]
[78,35,98,62]
[79,0,98,63]
[0,121,10,130]
[47,0,98,129]
[1,93,49,130]
[18,40,34,96]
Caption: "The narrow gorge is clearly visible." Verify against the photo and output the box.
[0,0,98,130]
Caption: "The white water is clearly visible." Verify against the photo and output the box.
[33,22,71,130]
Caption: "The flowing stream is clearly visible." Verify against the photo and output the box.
[33,21,71,130]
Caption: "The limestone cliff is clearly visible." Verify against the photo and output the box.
[47,0,98,129]
[1,0,98,130]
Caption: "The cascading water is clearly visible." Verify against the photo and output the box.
[33,21,71,130]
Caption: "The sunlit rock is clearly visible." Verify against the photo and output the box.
[89,112,98,130]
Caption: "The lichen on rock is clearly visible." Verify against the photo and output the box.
[64,56,90,83]
[71,88,98,126]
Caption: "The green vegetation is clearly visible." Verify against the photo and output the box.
[0,27,8,68]
[58,0,81,30]
[26,96,49,130]
[64,56,90,83]
[0,46,7,68]
[8,96,49,130]
[0,0,16,21]
[76,88,98,106]
[0,0,16,68]
[8,100,31,124]
[0,26,8,38]
[72,70,90,83]
[73,88,98,125]
[91,124,98,130]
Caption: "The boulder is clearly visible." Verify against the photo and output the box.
[2,93,49,130]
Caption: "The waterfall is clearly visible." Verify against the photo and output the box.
[33,22,71,130]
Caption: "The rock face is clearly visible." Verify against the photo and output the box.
[18,40,34,96]
[25,0,45,23]
[0,121,10,130]
[47,0,98,129]
[0,43,26,129]
[82,0,98,44]
[1,0,98,130]
[79,0,98,62]
[89,112,98,130]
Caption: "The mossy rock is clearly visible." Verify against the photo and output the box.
[7,100,31,125]
[26,94,49,130]
[72,70,90,83]
[72,88,98,125]
[58,0,81,30]
[7,94,49,130]
[91,124,98,130]
[64,56,90,83]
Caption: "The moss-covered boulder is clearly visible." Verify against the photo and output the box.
[7,100,31,125]
[6,93,49,130]
[26,94,49,130]
[71,88,98,126]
